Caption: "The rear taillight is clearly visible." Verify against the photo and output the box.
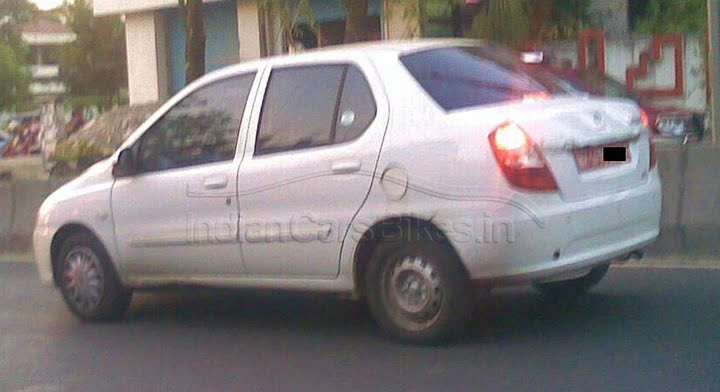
[640,109,651,128]
[489,123,558,192]
[641,109,657,170]
[649,136,657,170]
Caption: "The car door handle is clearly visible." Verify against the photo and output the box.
[331,161,362,174]
[203,175,228,190]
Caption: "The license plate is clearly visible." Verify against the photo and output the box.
[574,143,630,172]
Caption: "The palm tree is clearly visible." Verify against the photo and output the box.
[344,0,369,43]
[178,0,206,84]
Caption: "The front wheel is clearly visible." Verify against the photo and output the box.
[365,239,475,343]
[57,233,133,321]
[532,263,610,298]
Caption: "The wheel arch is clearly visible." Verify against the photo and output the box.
[352,216,468,298]
[50,223,115,287]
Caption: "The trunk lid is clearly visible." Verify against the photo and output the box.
[458,97,651,201]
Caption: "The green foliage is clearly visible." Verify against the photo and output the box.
[60,0,127,109]
[535,0,591,41]
[419,0,463,38]
[0,0,36,110]
[0,42,31,110]
[634,0,707,34]
[469,0,591,49]
[0,0,37,47]
[472,0,530,49]
[50,139,111,172]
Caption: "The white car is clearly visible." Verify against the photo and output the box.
[34,40,661,342]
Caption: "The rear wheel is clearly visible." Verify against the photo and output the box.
[532,263,610,297]
[365,238,474,343]
[57,233,132,321]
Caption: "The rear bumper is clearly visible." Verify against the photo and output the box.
[471,232,656,286]
[448,171,662,284]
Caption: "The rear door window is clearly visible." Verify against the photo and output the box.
[256,65,344,155]
[255,64,376,155]
[335,66,377,144]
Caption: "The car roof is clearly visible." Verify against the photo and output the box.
[305,38,481,55]
[208,39,482,77]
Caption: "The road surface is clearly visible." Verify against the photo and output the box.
[1,262,718,391]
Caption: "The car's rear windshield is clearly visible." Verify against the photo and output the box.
[400,45,568,111]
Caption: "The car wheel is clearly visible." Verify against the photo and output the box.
[365,238,475,343]
[532,263,610,298]
[57,233,132,321]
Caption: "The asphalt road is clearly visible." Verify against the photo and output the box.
[1,262,718,392]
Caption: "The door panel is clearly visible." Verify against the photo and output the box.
[237,58,389,278]
[111,72,258,278]
[112,162,244,277]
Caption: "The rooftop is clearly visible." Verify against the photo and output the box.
[22,17,72,35]
[21,16,76,45]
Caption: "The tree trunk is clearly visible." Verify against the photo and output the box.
[184,0,206,84]
[344,0,369,43]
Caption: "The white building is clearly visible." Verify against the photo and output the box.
[93,0,419,105]
[94,0,643,106]
[21,16,76,100]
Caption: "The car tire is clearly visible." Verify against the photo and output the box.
[365,237,475,343]
[532,263,610,298]
[57,233,133,321]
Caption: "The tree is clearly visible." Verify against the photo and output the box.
[528,0,590,43]
[344,0,369,43]
[60,0,127,109]
[178,0,206,84]
[0,42,31,110]
[259,0,315,53]
[469,0,591,49]
[0,0,37,47]
[634,0,707,34]
[0,0,36,110]
[471,0,530,49]
[419,0,465,38]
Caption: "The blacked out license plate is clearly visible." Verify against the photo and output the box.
[574,143,630,172]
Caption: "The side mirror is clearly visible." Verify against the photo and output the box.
[112,148,136,178]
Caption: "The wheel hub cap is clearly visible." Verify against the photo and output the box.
[63,247,104,313]
[388,256,442,319]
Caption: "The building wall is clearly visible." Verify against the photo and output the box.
[310,0,381,22]
[116,0,412,105]
[237,0,262,61]
[125,12,163,104]
[95,0,184,16]
[21,29,75,99]
[543,35,707,111]
[165,0,240,94]
[589,0,629,38]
